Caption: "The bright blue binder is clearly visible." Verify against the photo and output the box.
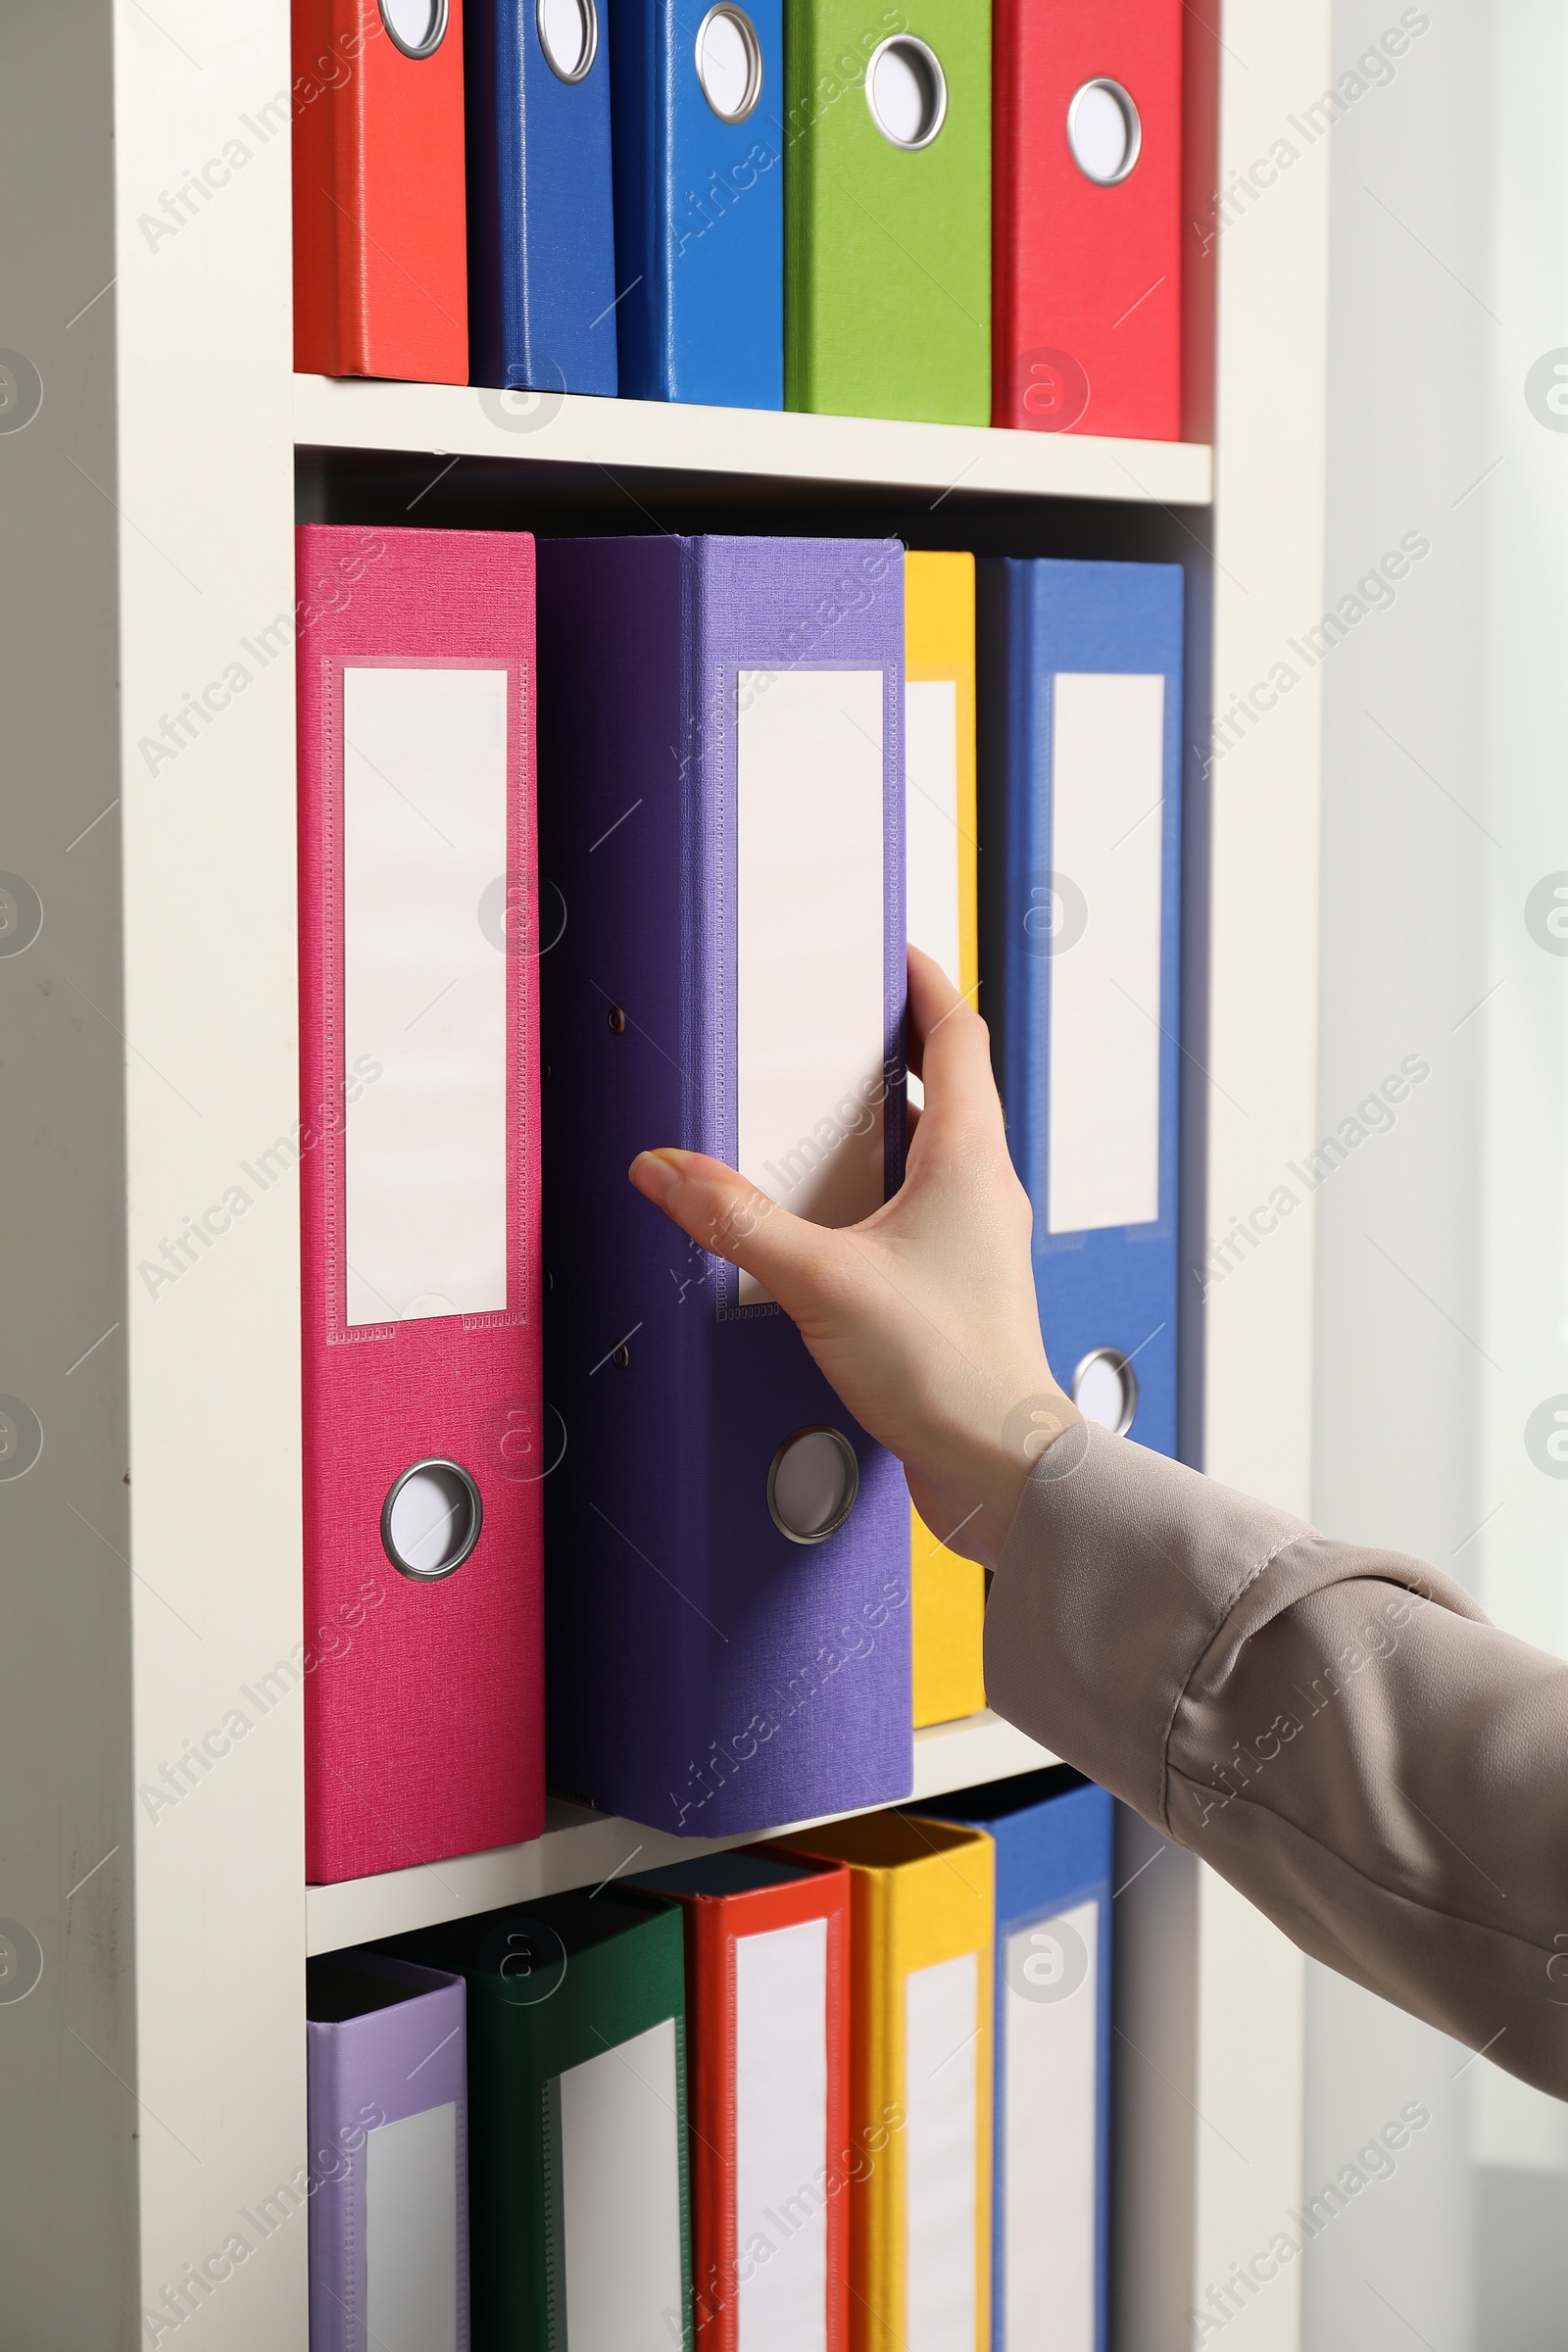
[923,1767,1113,2352]
[610,1,784,408]
[977,559,1183,1455]
[466,0,618,394]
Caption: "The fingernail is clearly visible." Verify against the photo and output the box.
[628,1150,681,1203]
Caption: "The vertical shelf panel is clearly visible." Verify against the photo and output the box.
[122,3,303,2340]
[1190,0,1335,2344]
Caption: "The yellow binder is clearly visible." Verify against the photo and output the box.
[905,551,987,1727]
[771,1812,994,2352]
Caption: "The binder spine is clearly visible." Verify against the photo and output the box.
[780,0,819,416]
[305,1961,471,2352]
[543,538,912,1838]
[815,1882,854,2352]
[306,2020,361,2350]
[609,2,665,400]
[466,0,617,392]
[992,0,1183,439]
[293,0,364,377]
[540,538,699,1818]
[923,1772,1111,2352]
[294,0,467,383]
[463,0,512,388]
[297,525,544,1883]
[857,1868,902,2345]
[976,559,1038,1195]
[679,1879,852,2350]
[978,558,1184,1454]
[682,537,911,1834]
[784,0,991,424]
[990,1,1022,432]
[463,1973,543,2343]
[687,1901,741,2345]
[613,0,785,406]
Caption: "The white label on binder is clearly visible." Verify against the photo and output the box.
[905,678,960,1116]
[1003,1899,1099,2351]
[342,665,510,1326]
[561,2017,684,2350]
[736,1916,830,2351]
[736,669,887,1305]
[905,679,960,985]
[905,1949,978,2352]
[364,2101,459,2352]
[1047,672,1164,1235]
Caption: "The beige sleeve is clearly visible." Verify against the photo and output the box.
[983,1423,1568,2098]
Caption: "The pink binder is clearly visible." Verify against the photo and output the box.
[296,523,544,1883]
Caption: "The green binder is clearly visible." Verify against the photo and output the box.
[785,1,992,423]
[384,1889,693,2352]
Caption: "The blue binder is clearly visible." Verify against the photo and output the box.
[610,0,784,408]
[977,559,1183,1455]
[466,0,617,394]
[923,1768,1113,2352]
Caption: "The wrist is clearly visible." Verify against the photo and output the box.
[991,1384,1083,1524]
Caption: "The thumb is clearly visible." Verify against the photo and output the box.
[628,1149,829,1310]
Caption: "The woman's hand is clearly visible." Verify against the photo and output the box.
[628,946,1080,1570]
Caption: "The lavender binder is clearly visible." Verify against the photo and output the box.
[538,533,912,1837]
[306,1954,469,2352]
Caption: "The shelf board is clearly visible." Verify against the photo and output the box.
[294,374,1212,507]
[305,1709,1057,1956]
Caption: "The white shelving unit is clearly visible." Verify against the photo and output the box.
[307,1711,1057,1958]
[1,2,1330,2344]
[293,371,1213,506]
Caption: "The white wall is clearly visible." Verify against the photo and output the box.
[1311,1,1568,2344]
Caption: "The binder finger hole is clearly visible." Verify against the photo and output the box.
[1066,78,1142,185]
[377,0,448,58]
[381,1458,483,1580]
[1071,1348,1138,1437]
[865,36,947,152]
[536,0,598,82]
[767,1426,859,1544]
[696,7,762,122]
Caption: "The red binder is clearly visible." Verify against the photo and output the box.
[993,0,1183,441]
[631,1852,852,2351]
[292,0,468,383]
[296,523,543,1883]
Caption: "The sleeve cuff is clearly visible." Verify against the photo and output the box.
[982,1424,1314,1828]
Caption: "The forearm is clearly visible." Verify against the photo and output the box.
[984,1426,1568,2096]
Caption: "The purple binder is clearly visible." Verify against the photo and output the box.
[539,533,912,1837]
[306,1954,469,2352]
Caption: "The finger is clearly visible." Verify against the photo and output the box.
[905,943,961,1084]
[627,1149,830,1305]
[906,945,999,1122]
